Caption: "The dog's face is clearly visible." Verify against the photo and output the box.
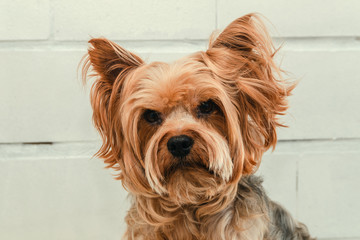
[120,59,238,204]
[83,14,292,205]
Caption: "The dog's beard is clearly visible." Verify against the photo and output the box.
[144,126,233,204]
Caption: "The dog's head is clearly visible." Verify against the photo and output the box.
[82,14,293,205]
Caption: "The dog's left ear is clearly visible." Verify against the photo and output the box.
[205,14,294,177]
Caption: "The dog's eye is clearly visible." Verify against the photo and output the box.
[198,100,216,115]
[143,109,162,124]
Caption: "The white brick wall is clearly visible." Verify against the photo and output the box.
[217,0,360,37]
[53,0,216,40]
[0,0,50,40]
[1,0,359,239]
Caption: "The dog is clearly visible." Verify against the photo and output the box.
[82,13,314,240]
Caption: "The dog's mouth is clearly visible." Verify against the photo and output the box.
[163,159,213,181]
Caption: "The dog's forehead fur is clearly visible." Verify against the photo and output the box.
[123,54,223,114]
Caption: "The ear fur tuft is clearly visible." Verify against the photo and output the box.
[82,38,143,173]
[205,13,295,177]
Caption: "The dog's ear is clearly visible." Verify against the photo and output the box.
[82,38,143,172]
[86,38,143,84]
[205,14,294,178]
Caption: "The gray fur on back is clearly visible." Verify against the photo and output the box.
[239,175,316,240]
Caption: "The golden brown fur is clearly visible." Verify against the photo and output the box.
[82,14,313,239]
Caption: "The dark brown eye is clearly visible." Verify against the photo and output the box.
[198,100,216,115]
[143,109,162,124]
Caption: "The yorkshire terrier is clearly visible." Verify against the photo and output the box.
[82,13,314,240]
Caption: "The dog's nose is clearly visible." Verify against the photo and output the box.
[167,135,194,157]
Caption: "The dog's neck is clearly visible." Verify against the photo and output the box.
[141,183,237,219]
[125,176,268,239]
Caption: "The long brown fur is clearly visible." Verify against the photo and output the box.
[82,13,313,240]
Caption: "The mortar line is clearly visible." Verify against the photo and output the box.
[215,0,218,29]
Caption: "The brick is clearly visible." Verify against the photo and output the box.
[277,48,360,140]
[0,0,50,40]
[256,152,298,216]
[53,0,216,40]
[0,150,128,239]
[297,143,360,238]
[0,48,98,143]
[217,0,360,37]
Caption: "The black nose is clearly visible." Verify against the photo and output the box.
[167,135,194,157]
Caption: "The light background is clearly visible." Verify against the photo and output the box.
[0,0,359,239]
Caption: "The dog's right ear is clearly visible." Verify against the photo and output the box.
[82,38,143,171]
[85,38,143,84]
